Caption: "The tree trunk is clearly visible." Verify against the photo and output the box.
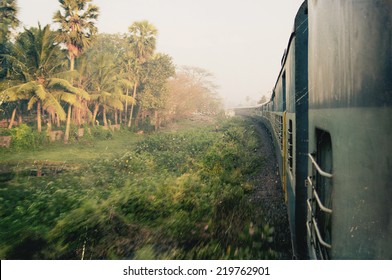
[56,114,61,127]
[128,81,138,127]
[37,101,42,133]
[135,107,142,127]
[75,97,82,126]
[64,105,72,143]
[8,108,16,129]
[114,110,118,125]
[92,104,99,125]
[103,106,108,127]
[124,88,129,123]
[70,55,75,72]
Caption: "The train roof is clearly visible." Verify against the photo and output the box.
[270,0,308,101]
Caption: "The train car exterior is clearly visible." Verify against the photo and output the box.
[234,0,391,259]
[261,1,309,259]
[306,0,392,259]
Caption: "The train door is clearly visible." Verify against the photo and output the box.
[306,129,333,259]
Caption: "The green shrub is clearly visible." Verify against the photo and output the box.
[9,124,46,150]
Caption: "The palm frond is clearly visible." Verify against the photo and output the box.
[0,85,20,101]
[1,54,32,81]
[106,98,124,111]
[35,84,48,100]
[58,92,77,105]
[114,93,135,104]
[27,96,37,110]
[102,91,112,97]
[47,78,90,100]
[43,94,67,120]
[89,93,101,101]
[18,81,38,94]
[117,79,134,90]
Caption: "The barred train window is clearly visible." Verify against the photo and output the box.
[288,120,293,173]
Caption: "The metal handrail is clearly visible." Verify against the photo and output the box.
[308,153,333,178]
[307,198,313,212]
[307,199,332,249]
[306,177,333,214]
[313,189,333,214]
[312,217,332,249]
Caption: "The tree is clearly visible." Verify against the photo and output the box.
[87,53,133,126]
[127,20,157,127]
[0,0,19,44]
[53,0,99,142]
[163,66,222,121]
[0,0,19,80]
[0,25,88,132]
[139,53,175,129]
[53,0,99,71]
[87,33,132,123]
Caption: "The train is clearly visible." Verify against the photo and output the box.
[234,0,392,259]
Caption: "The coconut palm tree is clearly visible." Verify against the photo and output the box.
[87,53,134,126]
[127,20,157,127]
[0,24,88,133]
[53,0,99,141]
[53,0,99,71]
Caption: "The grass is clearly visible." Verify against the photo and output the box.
[0,117,277,260]
[0,129,143,165]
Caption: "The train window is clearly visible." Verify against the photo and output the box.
[279,115,283,152]
[288,120,293,173]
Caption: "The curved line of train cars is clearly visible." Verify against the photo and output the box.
[234,0,392,259]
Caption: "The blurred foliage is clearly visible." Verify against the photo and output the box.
[0,117,276,259]
[7,124,47,150]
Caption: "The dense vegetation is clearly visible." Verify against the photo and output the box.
[0,0,221,142]
[0,117,277,259]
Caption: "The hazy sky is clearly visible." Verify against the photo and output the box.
[17,0,304,107]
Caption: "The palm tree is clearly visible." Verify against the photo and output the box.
[0,24,88,133]
[53,0,99,141]
[53,0,99,71]
[87,53,134,126]
[120,50,138,124]
[127,20,157,127]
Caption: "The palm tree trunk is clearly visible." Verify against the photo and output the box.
[125,88,129,123]
[75,97,82,126]
[37,101,42,133]
[128,81,138,127]
[56,114,61,127]
[64,105,72,143]
[103,106,108,127]
[8,108,17,129]
[70,55,75,72]
[92,104,99,125]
